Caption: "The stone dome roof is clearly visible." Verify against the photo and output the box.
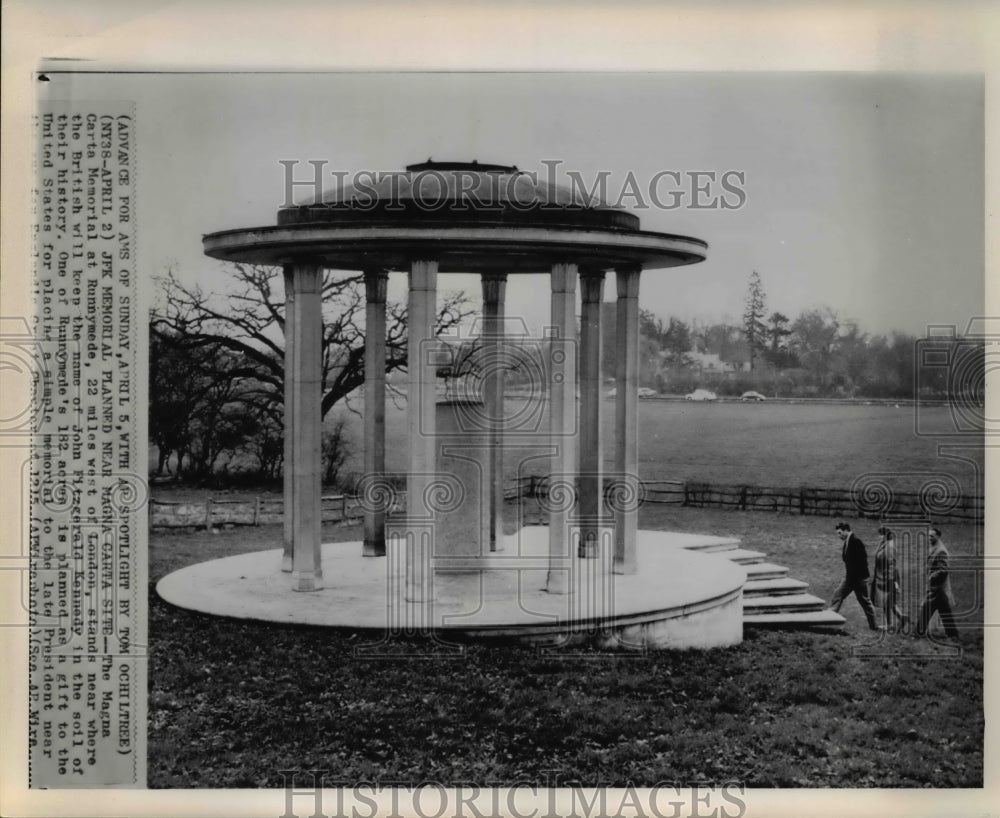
[278,160,639,232]
[206,159,707,273]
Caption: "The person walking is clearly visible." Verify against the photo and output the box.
[829,521,878,630]
[870,526,907,632]
[916,526,960,640]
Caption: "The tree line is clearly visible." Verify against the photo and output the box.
[151,264,981,484]
[614,271,984,400]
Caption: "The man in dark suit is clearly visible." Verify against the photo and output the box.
[829,521,877,630]
[916,526,960,640]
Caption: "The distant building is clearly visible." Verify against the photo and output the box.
[688,351,746,375]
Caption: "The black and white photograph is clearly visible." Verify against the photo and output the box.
[2,3,996,818]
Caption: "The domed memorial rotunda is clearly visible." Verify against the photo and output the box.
[157,161,749,649]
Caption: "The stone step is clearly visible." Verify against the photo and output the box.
[743,609,847,630]
[721,548,767,565]
[675,537,742,553]
[743,562,790,580]
[742,592,827,615]
[743,561,789,576]
[742,577,809,597]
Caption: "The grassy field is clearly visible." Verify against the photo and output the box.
[148,506,984,788]
[324,399,983,494]
[148,402,984,787]
[151,401,983,502]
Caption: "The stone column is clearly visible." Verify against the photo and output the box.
[546,262,578,594]
[481,273,507,552]
[283,260,324,591]
[405,259,438,601]
[614,266,641,575]
[281,264,296,573]
[578,268,605,558]
[363,268,389,557]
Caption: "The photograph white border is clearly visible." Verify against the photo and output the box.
[2,2,996,816]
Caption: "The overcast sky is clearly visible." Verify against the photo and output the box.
[42,71,983,338]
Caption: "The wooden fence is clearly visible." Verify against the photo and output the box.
[150,494,371,530]
[677,481,982,520]
[505,476,982,521]
[150,476,982,529]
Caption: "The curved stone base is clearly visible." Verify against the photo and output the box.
[156,527,746,650]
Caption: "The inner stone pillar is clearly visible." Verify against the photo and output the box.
[434,399,490,570]
[578,268,606,558]
[405,259,438,602]
[362,268,389,557]
[546,262,578,595]
[283,260,324,591]
[480,273,507,552]
[614,265,642,575]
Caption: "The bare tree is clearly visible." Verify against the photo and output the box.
[150,263,473,482]
[149,323,275,478]
[321,417,351,487]
[789,307,840,389]
[152,263,472,420]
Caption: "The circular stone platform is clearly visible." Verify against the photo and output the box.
[156,527,746,649]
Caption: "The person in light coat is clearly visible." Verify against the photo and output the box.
[870,526,907,632]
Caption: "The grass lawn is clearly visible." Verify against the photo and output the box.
[153,402,984,499]
[148,506,983,788]
[318,400,984,494]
